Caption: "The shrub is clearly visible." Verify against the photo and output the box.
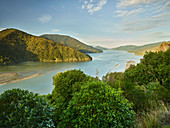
[146,82,170,103]
[49,69,91,125]
[124,49,170,89]
[102,73,157,113]
[102,72,124,89]
[58,81,136,128]
[0,88,54,127]
[136,102,170,128]
[51,69,90,103]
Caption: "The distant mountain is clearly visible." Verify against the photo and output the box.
[95,46,109,50]
[112,42,166,55]
[0,29,92,66]
[129,41,170,55]
[41,34,102,53]
[112,45,138,51]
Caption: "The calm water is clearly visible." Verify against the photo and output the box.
[0,50,142,95]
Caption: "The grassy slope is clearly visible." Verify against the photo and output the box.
[41,34,102,53]
[0,29,92,66]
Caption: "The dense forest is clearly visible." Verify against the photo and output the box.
[0,48,169,127]
[0,29,92,66]
[41,34,102,53]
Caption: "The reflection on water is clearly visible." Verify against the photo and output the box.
[0,50,142,95]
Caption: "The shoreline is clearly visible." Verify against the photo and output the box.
[0,73,41,85]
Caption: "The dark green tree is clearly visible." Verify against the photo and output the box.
[0,88,54,127]
[58,81,136,128]
[48,69,91,125]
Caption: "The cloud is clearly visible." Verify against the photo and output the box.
[116,0,168,8]
[38,14,52,23]
[163,1,170,9]
[121,12,170,32]
[81,0,107,15]
[82,5,85,9]
[153,1,170,13]
[0,27,6,31]
[116,10,128,17]
[115,0,170,32]
[52,29,60,33]
[87,4,94,9]
[84,0,88,4]
[151,12,170,19]
[145,32,170,39]
[116,8,143,17]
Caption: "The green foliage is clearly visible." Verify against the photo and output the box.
[0,28,92,66]
[102,72,124,89]
[41,34,102,53]
[0,88,54,127]
[102,73,164,112]
[124,49,170,89]
[58,81,136,128]
[49,69,91,125]
[51,69,90,104]
[146,82,170,103]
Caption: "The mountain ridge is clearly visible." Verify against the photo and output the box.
[0,28,92,66]
[112,41,169,55]
[41,34,102,53]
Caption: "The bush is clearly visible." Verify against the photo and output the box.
[146,82,170,103]
[49,69,91,125]
[58,81,136,128]
[51,69,90,103]
[0,89,54,127]
[102,72,124,89]
[124,49,170,89]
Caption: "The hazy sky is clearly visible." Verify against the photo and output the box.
[0,0,170,48]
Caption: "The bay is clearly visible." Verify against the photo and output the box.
[0,50,142,95]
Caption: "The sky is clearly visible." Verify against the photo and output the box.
[0,0,170,48]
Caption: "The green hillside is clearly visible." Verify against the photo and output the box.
[0,29,92,66]
[41,34,102,53]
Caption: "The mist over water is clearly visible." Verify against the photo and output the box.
[0,50,142,95]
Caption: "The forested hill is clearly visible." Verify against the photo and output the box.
[0,29,92,66]
[41,34,102,53]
